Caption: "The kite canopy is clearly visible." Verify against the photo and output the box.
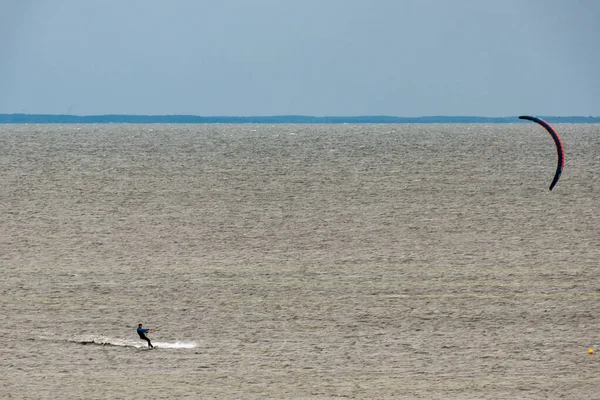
[518,115,564,191]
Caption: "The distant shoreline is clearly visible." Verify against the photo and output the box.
[1,114,599,124]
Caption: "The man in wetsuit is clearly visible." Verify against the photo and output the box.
[137,323,154,348]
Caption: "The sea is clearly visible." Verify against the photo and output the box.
[1,123,599,399]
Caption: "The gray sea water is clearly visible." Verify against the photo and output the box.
[1,123,599,399]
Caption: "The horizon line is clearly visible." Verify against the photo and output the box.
[1,113,599,124]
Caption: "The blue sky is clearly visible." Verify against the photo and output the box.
[1,0,599,116]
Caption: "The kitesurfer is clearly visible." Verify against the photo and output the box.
[137,323,154,348]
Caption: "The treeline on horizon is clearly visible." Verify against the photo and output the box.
[1,114,599,124]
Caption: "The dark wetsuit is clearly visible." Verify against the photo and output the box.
[137,327,153,348]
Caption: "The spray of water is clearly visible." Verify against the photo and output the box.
[71,335,196,349]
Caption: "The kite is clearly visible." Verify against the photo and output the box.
[519,115,564,190]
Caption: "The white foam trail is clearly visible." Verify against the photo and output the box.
[153,341,196,349]
[72,335,196,349]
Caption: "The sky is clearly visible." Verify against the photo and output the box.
[1,0,599,116]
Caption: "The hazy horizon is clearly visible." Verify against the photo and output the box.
[2,113,599,124]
